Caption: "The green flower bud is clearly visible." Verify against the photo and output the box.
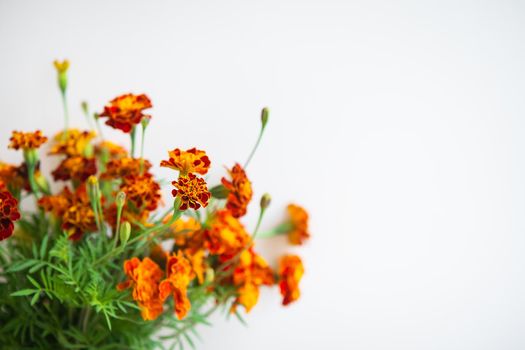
[261,107,269,129]
[116,191,126,209]
[53,60,69,94]
[210,184,229,199]
[260,193,271,210]
[119,221,131,245]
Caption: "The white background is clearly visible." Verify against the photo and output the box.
[1,1,525,349]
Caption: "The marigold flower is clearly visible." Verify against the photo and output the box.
[279,255,304,306]
[0,185,21,240]
[205,209,250,257]
[101,157,152,180]
[160,148,210,176]
[170,217,201,247]
[62,200,97,240]
[120,173,161,212]
[171,173,210,211]
[50,129,96,157]
[95,141,128,160]
[52,156,97,182]
[231,249,274,313]
[159,252,192,320]
[185,249,206,284]
[99,93,152,133]
[38,187,74,217]
[221,163,253,218]
[8,130,47,150]
[0,162,25,193]
[286,204,311,245]
[117,257,164,321]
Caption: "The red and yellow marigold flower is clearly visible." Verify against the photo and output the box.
[8,130,47,150]
[221,163,253,218]
[49,129,96,157]
[160,148,210,176]
[0,184,21,241]
[279,255,304,306]
[159,252,192,320]
[38,187,74,217]
[0,162,26,193]
[95,140,128,160]
[118,257,164,321]
[205,209,250,257]
[171,173,211,211]
[62,201,97,240]
[286,204,310,245]
[52,156,97,182]
[101,157,152,180]
[99,93,152,133]
[120,173,161,212]
[231,249,274,312]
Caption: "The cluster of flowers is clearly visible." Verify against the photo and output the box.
[0,60,310,324]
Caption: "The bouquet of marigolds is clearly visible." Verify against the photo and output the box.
[0,60,310,350]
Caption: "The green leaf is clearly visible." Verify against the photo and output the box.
[11,289,37,297]
[40,234,49,259]
[27,275,41,289]
[7,259,38,272]
[209,184,229,199]
[30,292,40,306]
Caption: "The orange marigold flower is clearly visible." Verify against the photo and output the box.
[117,257,164,321]
[159,252,192,320]
[95,140,128,160]
[185,249,206,285]
[120,173,161,211]
[205,209,250,257]
[171,173,210,211]
[279,255,304,306]
[38,187,74,217]
[8,130,47,150]
[101,157,152,180]
[231,249,274,313]
[62,200,97,240]
[99,93,152,133]
[0,162,25,193]
[49,129,96,157]
[221,163,253,218]
[170,217,201,247]
[286,204,311,245]
[0,185,21,240]
[52,156,97,182]
[160,148,210,176]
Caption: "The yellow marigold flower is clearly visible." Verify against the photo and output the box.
[95,141,128,160]
[170,217,201,247]
[279,255,304,306]
[120,173,161,212]
[0,183,21,241]
[286,204,311,245]
[171,173,211,211]
[117,257,164,321]
[185,249,206,285]
[205,209,250,257]
[221,163,253,218]
[159,252,192,320]
[8,130,47,150]
[99,93,152,133]
[62,201,97,240]
[50,129,96,157]
[53,59,69,74]
[231,249,274,312]
[52,156,97,182]
[160,148,211,176]
[101,157,152,180]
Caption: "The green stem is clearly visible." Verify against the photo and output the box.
[130,127,137,158]
[244,127,265,169]
[140,127,146,174]
[61,91,69,137]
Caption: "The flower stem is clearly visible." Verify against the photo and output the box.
[244,128,264,169]
[61,91,69,138]
[130,127,137,158]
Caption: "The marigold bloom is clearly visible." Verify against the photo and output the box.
[205,209,250,257]
[0,185,21,240]
[186,249,206,284]
[279,255,304,306]
[170,217,201,247]
[62,201,97,240]
[99,93,152,133]
[117,257,164,321]
[171,173,210,211]
[221,163,253,218]
[95,141,128,160]
[159,252,192,320]
[8,130,47,150]
[38,187,74,217]
[52,156,97,182]
[286,204,311,245]
[50,129,96,157]
[160,148,210,176]
[231,249,274,312]
[0,162,25,193]
[101,157,152,180]
[120,173,161,211]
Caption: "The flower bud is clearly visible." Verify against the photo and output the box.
[81,101,89,115]
[205,267,215,284]
[141,115,151,130]
[53,60,69,94]
[119,221,131,245]
[260,193,271,210]
[210,184,229,199]
[116,191,126,209]
[261,107,269,129]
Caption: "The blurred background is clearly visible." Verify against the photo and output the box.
[1,0,525,349]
